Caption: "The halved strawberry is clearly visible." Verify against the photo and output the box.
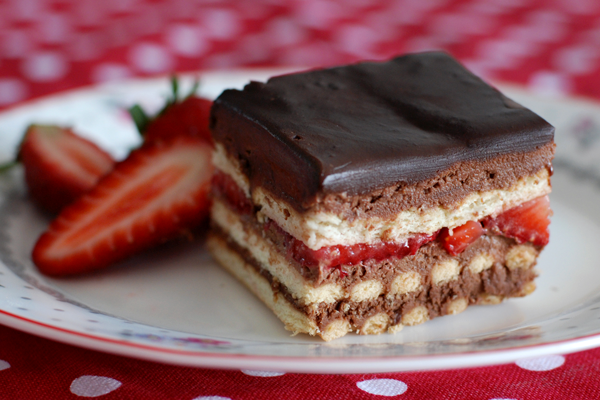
[482,195,551,246]
[32,136,213,276]
[129,77,213,145]
[439,220,484,256]
[19,125,114,214]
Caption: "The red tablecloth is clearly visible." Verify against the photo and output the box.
[2,0,600,398]
[0,322,598,399]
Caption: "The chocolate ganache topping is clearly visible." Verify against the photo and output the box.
[211,52,554,210]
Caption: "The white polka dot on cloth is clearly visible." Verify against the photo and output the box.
[476,38,535,70]
[166,24,209,57]
[558,0,599,14]
[200,8,240,40]
[528,71,572,97]
[91,63,132,83]
[335,24,379,57]
[0,360,10,371]
[191,397,232,400]
[357,379,408,396]
[9,0,46,22]
[241,370,285,377]
[265,18,306,47]
[21,51,69,82]
[37,12,71,44]
[0,78,28,106]
[3,29,35,59]
[553,44,600,75]
[70,376,122,397]
[128,43,173,74]
[294,0,345,28]
[516,355,566,371]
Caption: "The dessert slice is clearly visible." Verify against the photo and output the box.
[207,52,555,341]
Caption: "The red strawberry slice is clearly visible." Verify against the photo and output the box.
[19,125,114,214]
[482,195,551,246]
[439,220,484,256]
[32,136,213,276]
[144,96,213,144]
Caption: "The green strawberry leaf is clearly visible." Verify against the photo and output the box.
[128,104,151,135]
[0,160,18,173]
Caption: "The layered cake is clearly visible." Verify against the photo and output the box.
[207,52,555,341]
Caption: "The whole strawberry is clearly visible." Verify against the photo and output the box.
[129,77,213,145]
[17,125,114,213]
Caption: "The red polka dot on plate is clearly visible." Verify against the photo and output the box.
[0,360,10,371]
[516,355,566,371]
[357,378,408,396]
[241,370,285,377]
[70,375,122,397]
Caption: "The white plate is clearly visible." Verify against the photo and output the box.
[1,70,600,374]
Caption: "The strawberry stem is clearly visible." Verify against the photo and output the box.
[187,80,200,99]
[170,75,179,103]
[0,160,18,173]
[129,104,150,136]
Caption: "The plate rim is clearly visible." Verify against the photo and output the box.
[2,70,600,373]
[1,307,599,373]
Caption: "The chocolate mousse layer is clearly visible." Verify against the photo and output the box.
[211,52,555,213]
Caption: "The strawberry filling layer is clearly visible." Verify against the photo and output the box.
[213,171,551,270]
[264,219,438,270]
[212,171,253,215]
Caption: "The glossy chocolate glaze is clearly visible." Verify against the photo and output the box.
[211,52,555,211]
